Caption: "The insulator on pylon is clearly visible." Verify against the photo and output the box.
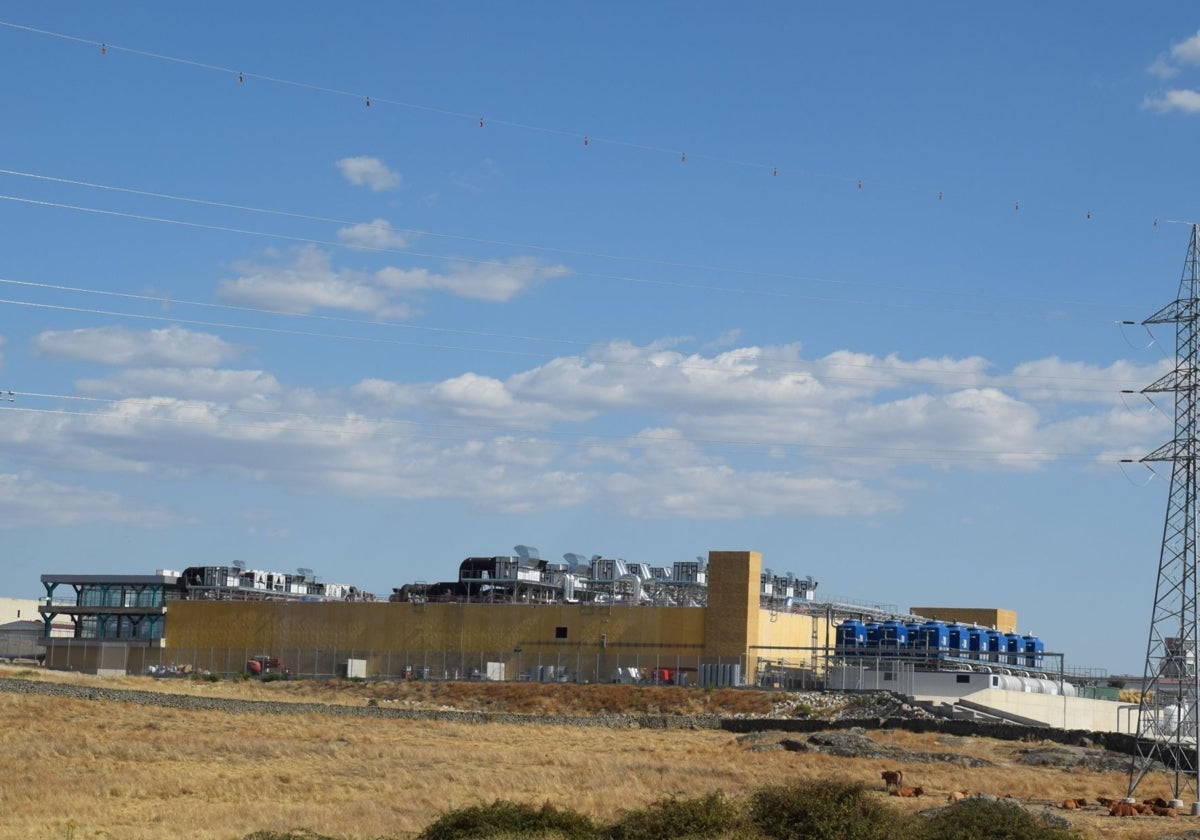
[1086,211,1091,219]
[365,96,371,107]
[100,43,106,55]
[857,179,862,190]
[1014,201,1020,210]
[238,72,244,83]
[583,136,589,147]
[1155,218,1159,227]
[772,167,778,177]
[479,117,484,128]
[681,152,686,163]
[938,191,943,201]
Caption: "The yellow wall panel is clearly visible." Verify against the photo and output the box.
[909,607,1018,634]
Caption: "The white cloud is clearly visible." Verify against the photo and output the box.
[1148,55,1179,79]
[1002,357,1165,404]
[1172,30,1200,65]
[76,368,283,401]
[600,464,898,519]
[0,472,180,527]
[219,245,404,315]
[0,336,1175,520]
[375,257,569,302]
[429,372,591,426]
[32,326,240,367]
[221,247,565,314]
[335,156,401,191]
[840,388,1046,470]
[338,218,412,250]
[1144,88,1200,113]
[350,378,421,409]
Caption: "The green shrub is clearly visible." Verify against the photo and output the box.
[605,792,747,839]
[748,779,913,840]
[917,798,1080,840]
[418,800,597,840]
[261,672,284,683]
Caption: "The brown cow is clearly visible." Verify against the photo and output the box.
[881,769,903,790]
[947,790,968,803]
[1151,805,1178,818]
[890,786,924,798]
[1109,802,1138,817]
[1144,797,1169,808]
[1061,799,1079,810]
[1096,796,1117,808]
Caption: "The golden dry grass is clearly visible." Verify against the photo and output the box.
[0,666,1190,840]
[0,664,774,716]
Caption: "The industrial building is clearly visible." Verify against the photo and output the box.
[33,548,1127,731]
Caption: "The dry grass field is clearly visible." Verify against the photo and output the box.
[0,665,1191,840]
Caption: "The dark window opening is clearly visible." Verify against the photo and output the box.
[555,626,567,639]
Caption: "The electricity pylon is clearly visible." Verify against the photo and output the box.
[1128,224,1200,803]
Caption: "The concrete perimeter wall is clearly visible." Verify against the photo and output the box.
[960,687,1133,733]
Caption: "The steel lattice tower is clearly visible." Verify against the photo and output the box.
[1128,224,1200,802]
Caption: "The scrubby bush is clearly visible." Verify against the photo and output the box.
[605,792,748,839]
[917,798,1081,840]
[748,779,915,840]
[418,800,597,840]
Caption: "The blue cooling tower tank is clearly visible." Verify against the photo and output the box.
[985,629,1005,662]
[917,621,948,652]
[967,628,987,660]
[1023,634,1044,667]
[1005,632,1023,665]
[946,624,969,656]
[836,620,866,655]
[879,620,909,650]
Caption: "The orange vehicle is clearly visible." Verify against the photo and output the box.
[246,655,285,677]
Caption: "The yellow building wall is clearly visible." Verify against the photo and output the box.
[753,607,833,675]
[153,550,840,682]
[908,607,1018,634]
[164,600,707,681]
[704,550,761,662]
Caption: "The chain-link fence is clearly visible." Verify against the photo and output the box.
[40,639,752,686]
[0,632,44,662]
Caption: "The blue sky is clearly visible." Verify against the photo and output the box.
[2,4,1199,674]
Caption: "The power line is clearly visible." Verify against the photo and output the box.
[0,191,1150,323]
[0,394,1132,464]
[0,286,1156,394]
[0,19,1159,226]
[0,20,790,179]
[0,166,1148,313]
[0,276,592,350]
